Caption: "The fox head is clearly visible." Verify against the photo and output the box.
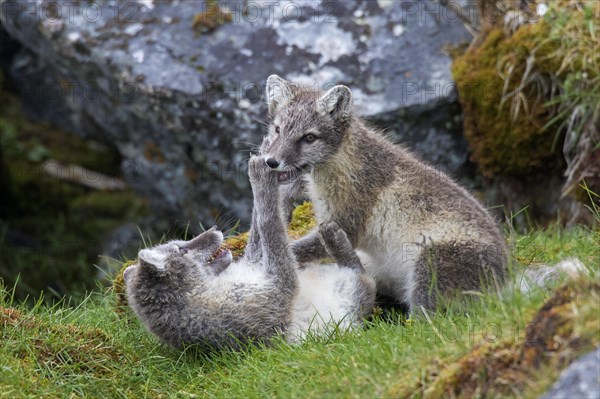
[261,75,353,183]
[124,227,232,308]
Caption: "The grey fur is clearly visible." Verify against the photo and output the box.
[263,75,509,312]
[517,258,589,294]
[260,129,309,223]
[124,156,375,349]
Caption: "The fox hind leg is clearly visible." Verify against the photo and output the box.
[411,241,507,312]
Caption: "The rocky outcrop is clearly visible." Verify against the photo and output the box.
[541,347,600,399]
[0,0,471,229]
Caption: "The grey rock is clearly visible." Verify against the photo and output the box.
[541,348,600,399]
[0,0,471,230]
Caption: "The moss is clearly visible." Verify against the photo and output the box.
[452,24,561,178]
[423,341,522,398]
[112,260,138,312]
[185,167,199,183]
[1,305,131,377]
[6,160,88,216]
[519,281,600,368]
[223,231,249,260]
[70,191,148,220]
[142,141,166,164]
[0,94,120,175]
[287,202,318,239]
[452,0,599,180]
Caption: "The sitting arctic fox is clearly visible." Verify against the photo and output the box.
[260,75,589,312]
[124,155,375,349]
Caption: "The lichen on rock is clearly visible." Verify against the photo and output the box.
[0,0,472,231]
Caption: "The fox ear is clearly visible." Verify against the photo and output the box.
[138,249,166,271]
[266,75,294,114]
[317,85,352,119]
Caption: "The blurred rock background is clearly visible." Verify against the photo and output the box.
[0,0,597,301]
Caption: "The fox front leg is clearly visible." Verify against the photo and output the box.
[290,230,330,264]
[244,194,262,263]
[247,156,297,280]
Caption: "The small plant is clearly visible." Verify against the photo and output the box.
[192,0,233,34]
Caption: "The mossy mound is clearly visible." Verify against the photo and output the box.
[287,201,318,240]
[453,21,558,177]
[1,305,130,378]
[419,280,600,398]
[112,260,139,312]
[452,1,599,182]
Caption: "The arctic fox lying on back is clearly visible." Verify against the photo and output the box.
[124,156,375,349]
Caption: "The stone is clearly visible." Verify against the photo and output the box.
[541,348,600,399]
[0,0,471,230]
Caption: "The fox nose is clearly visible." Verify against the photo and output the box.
[265,158,280,169]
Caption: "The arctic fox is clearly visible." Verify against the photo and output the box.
[124,155,375,349]
[262,75,591,312]
[261,75,510,312]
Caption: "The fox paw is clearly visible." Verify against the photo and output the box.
[248,155,276,186]
[318,221,354,259]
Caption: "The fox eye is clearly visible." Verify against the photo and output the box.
[303,133,316,143]
[275,126,280,134]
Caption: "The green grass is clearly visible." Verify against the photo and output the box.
[1,226,598,398]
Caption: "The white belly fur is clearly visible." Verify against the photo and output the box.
[353,186,473,304]
[307,179,423,304]
[287,264,368,343]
